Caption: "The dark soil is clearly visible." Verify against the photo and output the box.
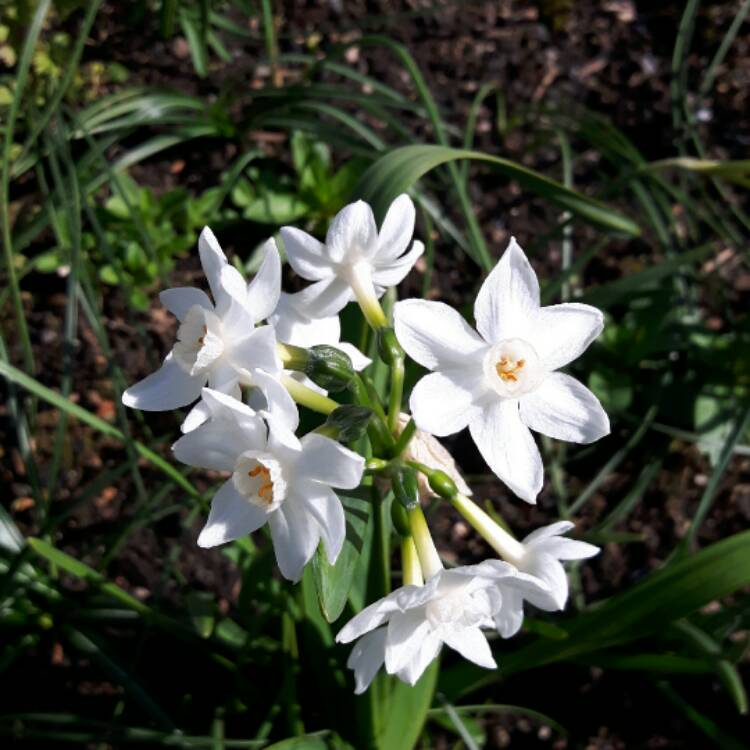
[3,2,750,749]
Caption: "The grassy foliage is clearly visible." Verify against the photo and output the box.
[1,2,749,748]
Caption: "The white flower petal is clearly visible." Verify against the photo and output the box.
[268,498,319,582]
[521,551,568,610]
[122,352,205,411]
[474,237,540,344]
[371,240,424,288]
[252,369,299,433]
[336,584,430,643]
[159,287,213,321]
[468,398,543,503]
[198,226,229,307]
[281,227,333,281]
[229,324,281,376]
[536,536,600,561]
[519,373,610,444]
[376,194,416,262]
[396,632,442,686]
[207,362,240,393]
[326,200,377,263]
[442,625,496,669]
[245,238,282,322]
[522,521,575,545]
[394,299,487,370]
[200,386,258,424]
[410,370,483,437]
[293,276,354,319]
[271,292,341,346]
[297,434,365,489]
[531,302,604,371]
[172,418,249,471]
[493,588,525,638]
[219,265,250,314]
[384,610,432,675]
[347,628,387,695]
[299,482,346,564]
[197,479,268,548]
[180,398,212,433]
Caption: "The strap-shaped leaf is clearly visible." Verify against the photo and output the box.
[353,144,640,236]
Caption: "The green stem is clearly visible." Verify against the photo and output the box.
[277,342,309,371]
[351,374,396,453]
[394,417,417,456]
[281,375,338,415]
[387,354,404,434]
[370,484,390,598]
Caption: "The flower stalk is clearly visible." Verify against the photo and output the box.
[348,261,388,329]
[407,504,443,579]
[401,536,424,586]
[451,493,525,565]
[281,374,339,415]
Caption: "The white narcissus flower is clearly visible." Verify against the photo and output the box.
[396,414,472,498]
[394,238,610,503]
[123,229,283,433]
[450,493,599,635]
[280,195,424,324]
[336,561,549,694]
[172,387,364,582]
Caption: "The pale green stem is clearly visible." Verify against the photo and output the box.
[347,261,387,329]
[280,375,338,415]
[407,505,443,579]
[387,355,404,435]
[401,536,424,586]
[451,494,525,565]
[276,342,308,370]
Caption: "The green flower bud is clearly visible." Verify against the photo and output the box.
[392,466,420,510]
[304,345,355,392]
[391,500,411,538]
[323,405,373,443]
[377,327,404,366]
[427,469,458,500]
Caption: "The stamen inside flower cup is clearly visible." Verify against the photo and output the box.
[172,305,224,376]
[482,338,543,398]
[232,451,287,512]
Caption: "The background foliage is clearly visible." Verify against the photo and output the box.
[1,1,749,748]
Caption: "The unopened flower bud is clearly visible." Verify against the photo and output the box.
[427,470,458,500]
[304,345,355,392]
[322,405,373,443]
[390,501,411,537]
[391,467,420,510]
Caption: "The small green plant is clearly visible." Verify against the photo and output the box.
[232,131,368,232]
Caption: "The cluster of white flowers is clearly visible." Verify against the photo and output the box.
[123,193,606,693]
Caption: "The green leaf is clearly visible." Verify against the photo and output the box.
[263,734,330,750]
[312,490,372,623]
[353,144,640,236]
[377,660,439,750]
[589,368,633,413]
[507,529,750,672]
